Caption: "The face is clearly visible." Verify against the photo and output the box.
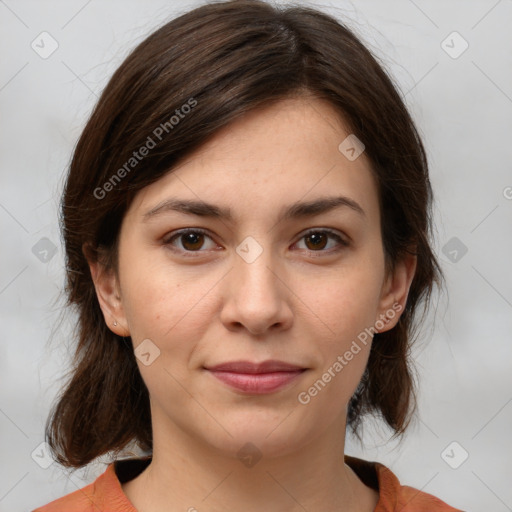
[91,96,415,460]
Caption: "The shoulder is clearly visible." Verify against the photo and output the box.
[345,455,465,512]
[378,462,464,511]
[34,456,464,512]
[31,475,100,512]
[31,463,135,512]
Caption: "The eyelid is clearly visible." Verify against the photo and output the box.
[163,227,349,256]
[162,227,217,253]
[297,227,349,246]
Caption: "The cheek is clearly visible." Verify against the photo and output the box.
[294,258,382,402]
[301,263,384,342]
[296,274,378,414]
[122,271,216,397]
[119,252,220,359]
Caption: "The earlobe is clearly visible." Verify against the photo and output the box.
[376,252,417,333]
[83,242,130,337]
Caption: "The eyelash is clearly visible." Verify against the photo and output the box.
[163,228,349,258]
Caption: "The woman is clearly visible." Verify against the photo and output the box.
[33,0,464,510]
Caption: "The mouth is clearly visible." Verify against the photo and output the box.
[203,360,308,394]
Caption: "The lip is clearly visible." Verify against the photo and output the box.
[204,360,307,394]
[206,360,305,373]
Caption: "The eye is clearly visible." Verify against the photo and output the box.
[163,228,218,256]
[163,228,349,257]
[294,229,349,254]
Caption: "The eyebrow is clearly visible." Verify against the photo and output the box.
[142,195,366,223]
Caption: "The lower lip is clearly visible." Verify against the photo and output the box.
[207,370,306,394]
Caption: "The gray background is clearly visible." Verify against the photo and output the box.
[1,0,511,511]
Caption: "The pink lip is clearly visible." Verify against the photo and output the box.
[206,360,305,373]
[204,360,307,394]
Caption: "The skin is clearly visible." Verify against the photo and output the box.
[88,96,416,512]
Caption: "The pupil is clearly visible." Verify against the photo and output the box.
[308,233,326,249]
[184,233,202,249]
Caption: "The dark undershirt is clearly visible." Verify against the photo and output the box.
[113,454,380,491]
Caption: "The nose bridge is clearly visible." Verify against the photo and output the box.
[222,234,290,333]
[234,234,279,296]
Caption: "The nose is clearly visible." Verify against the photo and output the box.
[219,244,293,336]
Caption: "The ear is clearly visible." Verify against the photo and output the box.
[375,251,417,333]
[82,242,130,337]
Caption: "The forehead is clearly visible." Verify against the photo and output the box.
[126,97,379,226]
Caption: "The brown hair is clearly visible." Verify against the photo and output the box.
[46,0,443,468]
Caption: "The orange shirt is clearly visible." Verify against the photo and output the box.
[33,455,464,511]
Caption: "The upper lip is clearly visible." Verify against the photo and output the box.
[205,360,306,374]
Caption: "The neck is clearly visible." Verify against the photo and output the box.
[122,409,377,512]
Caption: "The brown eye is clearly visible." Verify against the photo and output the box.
[304,232,328,250]
[179,231,206,251]
[164,228,216,255]
[163,227,348,258]
[296,229,348,253]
